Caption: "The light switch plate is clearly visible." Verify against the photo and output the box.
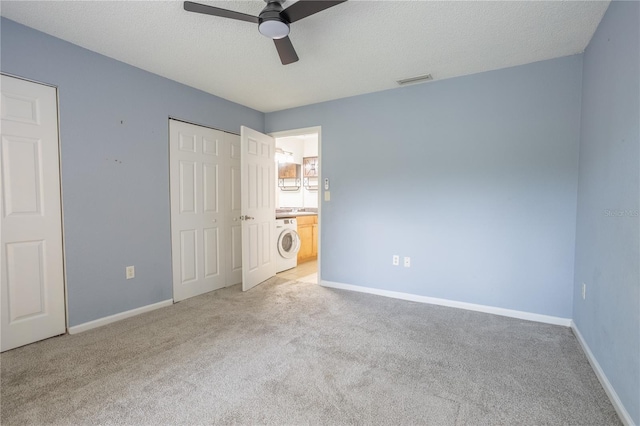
[324,191,330,201]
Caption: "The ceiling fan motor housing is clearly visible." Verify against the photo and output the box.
[258,0,290,39]
[184,0,347,65]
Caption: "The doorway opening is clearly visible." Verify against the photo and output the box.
[270,127,321,285]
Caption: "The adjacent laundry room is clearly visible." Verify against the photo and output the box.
[274,132,318,283]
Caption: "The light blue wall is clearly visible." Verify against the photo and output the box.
[2,7,638,421]
[266,55,583,318]
[0,18,264,326]
[573,1,640,423]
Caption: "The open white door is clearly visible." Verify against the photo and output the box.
[1,75,66,351]
[240,126,276,291]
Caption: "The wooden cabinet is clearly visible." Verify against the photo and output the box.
[278,163,300,179]
[297,215,318,263]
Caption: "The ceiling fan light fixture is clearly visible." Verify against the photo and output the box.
[184,0,347,65]
[258,19,290,39]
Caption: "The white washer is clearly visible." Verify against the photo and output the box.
[276,218,300,273]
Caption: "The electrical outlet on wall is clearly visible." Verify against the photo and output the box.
[582,283,586,300]
[126,266,135,280]
[404,257,411,268]
[392,255,399,266]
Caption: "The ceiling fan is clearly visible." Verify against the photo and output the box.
[184,0,347,65]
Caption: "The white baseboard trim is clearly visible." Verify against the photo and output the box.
[320,280,572,327]
[571,321,635,426]
[68,299,173,335]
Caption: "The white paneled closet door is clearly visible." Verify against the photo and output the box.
[170,120,227,302]
[1,75,66,352]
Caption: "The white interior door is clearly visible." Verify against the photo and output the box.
[240,126,275,291]
[170,120,226,302]
[1,75,66,352]
[225,132,243,286]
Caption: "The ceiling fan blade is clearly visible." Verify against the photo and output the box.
[274,37,299,65]
[183,1,259,24]
[281,0,347,23]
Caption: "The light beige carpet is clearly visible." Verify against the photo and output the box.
[1,276,620,425]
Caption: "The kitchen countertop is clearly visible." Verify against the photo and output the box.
[276,212,317,219]
[276,210,318,219]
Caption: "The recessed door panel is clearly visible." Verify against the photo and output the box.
[231,166,241,212]
[204,227,220,278]
[261,165,270,208]
[260,141,270,159]
[203,163,218,214]
[248,163,258,209]
[203,137,219,156]
[261,222,271,265]
[179,161,196,214]
[2,136,42,217]
[6,241,45,322]
[231,143,240,160]
[1,92,39,125]
[180,229,197,284]
[179,132,197,153]
[248,138,258,155]
[248,223,259,271]
[231,225,242,272]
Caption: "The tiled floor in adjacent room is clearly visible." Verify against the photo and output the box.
[276,259,317,283]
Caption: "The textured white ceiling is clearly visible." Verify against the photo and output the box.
[1,0,610,112]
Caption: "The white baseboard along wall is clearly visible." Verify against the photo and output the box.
[320,280,571,326]
[68,299,173,335]
[571,322,635,426]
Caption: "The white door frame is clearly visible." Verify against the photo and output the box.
[269,126,322,283]
[0,73,68,349]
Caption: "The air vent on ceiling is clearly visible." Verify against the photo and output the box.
[396,74,433,86]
